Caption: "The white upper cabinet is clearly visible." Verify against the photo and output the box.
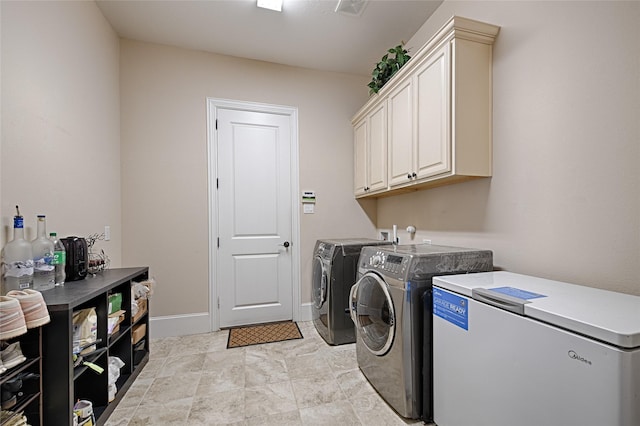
[354,118,368,195]
[413,43,450,181]
[352,16,500,198]
[353,101,388,196]
[388,78,414,187]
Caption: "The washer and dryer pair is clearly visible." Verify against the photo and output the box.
[311,239,390,345]
[350,244,493,421]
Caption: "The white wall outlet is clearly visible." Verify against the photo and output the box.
[423,239,431,244]
[104,225,111,241]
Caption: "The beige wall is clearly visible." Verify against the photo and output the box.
[119,40,376,318]
[1,2,121,264]
[4,0,637,331]
[1,3,3,236]
[378,1,640,295]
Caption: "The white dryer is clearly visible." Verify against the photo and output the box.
[349,244,493,420]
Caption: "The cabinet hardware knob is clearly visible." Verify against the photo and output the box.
[407,174,412,179]
[412,172,417,178]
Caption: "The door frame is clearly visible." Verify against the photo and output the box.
[206,97,300,331]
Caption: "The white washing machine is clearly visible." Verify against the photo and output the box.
[312,238,390,345]
[349,244,493,420]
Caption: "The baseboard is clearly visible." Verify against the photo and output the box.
[149,303,313,338]
[149,312,211,339]
[297,302,313,323]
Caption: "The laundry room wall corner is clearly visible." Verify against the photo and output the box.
[120,39,372,332]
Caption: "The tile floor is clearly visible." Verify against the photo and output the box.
[103,321,427,425]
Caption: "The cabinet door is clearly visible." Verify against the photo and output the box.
[367,102,388,192]
[388,79,414,187]
[415,43,451,179]
[354,119,367,195]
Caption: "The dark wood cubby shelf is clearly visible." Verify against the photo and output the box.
[0,327,43,426]
[40,267,150,426]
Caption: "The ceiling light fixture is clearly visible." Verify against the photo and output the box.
[257,0,283,12]
[335,0,367,17]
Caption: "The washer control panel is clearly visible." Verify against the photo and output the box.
[365,250,409,277]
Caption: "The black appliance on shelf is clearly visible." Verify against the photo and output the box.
[61,236,88,281]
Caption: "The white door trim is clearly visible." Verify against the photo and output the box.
[206,97,300,331]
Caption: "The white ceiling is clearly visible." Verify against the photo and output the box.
[96,0,443,76]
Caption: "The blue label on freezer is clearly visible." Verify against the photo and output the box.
[489,286,547,300]
[433,288,468,330]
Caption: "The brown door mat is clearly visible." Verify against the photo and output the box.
[226,321,303,349]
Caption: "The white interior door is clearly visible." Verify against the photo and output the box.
[214,103,295,328]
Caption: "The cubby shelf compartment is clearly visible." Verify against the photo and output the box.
[41,267,150,426]
[0,327,43,426]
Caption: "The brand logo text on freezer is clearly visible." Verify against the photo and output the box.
[568,350,592,365]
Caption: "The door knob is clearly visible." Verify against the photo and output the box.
[280,241,290,248]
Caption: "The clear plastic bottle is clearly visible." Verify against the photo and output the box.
[49,232,66,286]
[31,215,55,291]
[1,206,34,294]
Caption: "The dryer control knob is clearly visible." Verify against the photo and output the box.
[371,255,383,266]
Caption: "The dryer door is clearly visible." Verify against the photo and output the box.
[351,272,395,356]
[312,256,328,309]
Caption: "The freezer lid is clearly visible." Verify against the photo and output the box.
[433,271,640,349]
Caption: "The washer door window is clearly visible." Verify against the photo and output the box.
[312,256,328,309]
[353,273,395,356]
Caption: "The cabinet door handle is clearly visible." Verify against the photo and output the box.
[407,173,412,179]
[412,172,417,178]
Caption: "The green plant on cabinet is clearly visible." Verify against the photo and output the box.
[368,44,411,95]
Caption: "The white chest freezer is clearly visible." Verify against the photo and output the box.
[432,271,640,426]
